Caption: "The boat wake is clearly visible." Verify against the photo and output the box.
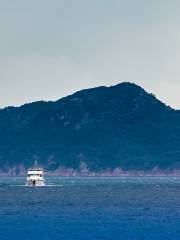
[10,184,65,187]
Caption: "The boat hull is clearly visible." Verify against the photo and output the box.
[26,180,45,186]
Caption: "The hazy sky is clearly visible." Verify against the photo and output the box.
[0,0,180,108]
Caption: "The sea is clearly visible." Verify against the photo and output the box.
[0,176,180,240]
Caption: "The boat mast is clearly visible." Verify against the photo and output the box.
[34,160,38,169]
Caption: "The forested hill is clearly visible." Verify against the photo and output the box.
[0,82,180,174]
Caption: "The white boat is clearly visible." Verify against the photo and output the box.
[26,161,45,186]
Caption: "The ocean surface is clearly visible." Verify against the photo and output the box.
[0,177,180,240]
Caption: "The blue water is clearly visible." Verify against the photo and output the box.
[0,177,180,240]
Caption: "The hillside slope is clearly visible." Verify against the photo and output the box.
[0,82,180,173]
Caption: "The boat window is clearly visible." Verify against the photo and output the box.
[28,173,42,177]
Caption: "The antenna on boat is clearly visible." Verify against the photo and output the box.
[34,160,38,169]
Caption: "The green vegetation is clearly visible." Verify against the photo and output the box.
[0,82,180,172]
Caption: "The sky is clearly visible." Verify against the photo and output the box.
[0,0,180,108]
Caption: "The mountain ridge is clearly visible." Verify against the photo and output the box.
[0,82,180,174]
[1,82,172,110]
